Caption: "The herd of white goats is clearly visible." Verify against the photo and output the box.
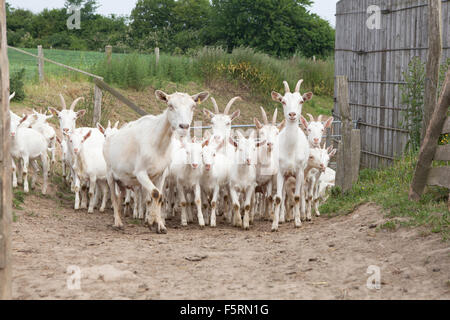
[9,79,337,233]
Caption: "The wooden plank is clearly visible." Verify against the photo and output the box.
[93,78,148,117]
[93,84,102,126]
[105,45,112,64]
[155,47,160,67]
[442,117,450,133]
[0,0,12,300]
[37,45,44,82]
[421,0,442,141]
[410,68,450,200]
[336,76,353,192]
[434,144,450,161]
[426,167,450,188]
[351,129,361,183]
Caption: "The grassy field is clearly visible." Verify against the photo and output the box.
[320,154,449,240]
[9,47,335,121]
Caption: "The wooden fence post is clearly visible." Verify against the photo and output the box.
[410,68,450,201]
[421,0,442,142]
[0,0,12,300]
[336,76,353,192]
[37,45,44,82]
[351,129,361,183]
[155,47,160,67]
[105,45,112,65]
[93,84,102,126]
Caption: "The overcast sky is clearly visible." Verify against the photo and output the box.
[8,0,338,26]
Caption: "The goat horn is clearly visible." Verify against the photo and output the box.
[260,107,269,125]
[224,96,242,115]
[283,81,290,93]
[70,97,84,111]
[318,115,324,122]
[9,92,16,102]
[272,108,278,125]
[59,93,67,110]
[295,79,304,93]
[306,113,315,123]
[211,97,219,114]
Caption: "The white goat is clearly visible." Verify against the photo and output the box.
[254,107,285,220]
[201,137,229,227]
[103,90,209,233]
[271,80,313,231]
[10,115,49,194]
[170,137,205,227]
[228,130,266,230]
[67,128,108,213]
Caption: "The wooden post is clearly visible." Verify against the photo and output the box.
[421,0,442,142]
[105,45,112,65]
[0,0,13,300]
[93,84,102,126]
[155,47,160,67]
[37,45,44,82]
[336,76,353,192]
[410,68,450,201]
[351,129,361,183]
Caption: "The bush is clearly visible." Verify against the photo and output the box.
[10,68,26,101]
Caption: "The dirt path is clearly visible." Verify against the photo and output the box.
[11,191,450,300]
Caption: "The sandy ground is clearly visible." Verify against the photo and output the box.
[11,184,450,300]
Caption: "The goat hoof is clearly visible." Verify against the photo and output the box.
[156,224,167,234]
[271,227,278,232]
[113,225,124,231]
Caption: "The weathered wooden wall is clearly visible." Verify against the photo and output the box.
[334,0,450,169]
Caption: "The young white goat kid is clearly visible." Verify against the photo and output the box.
[170,137,205,227]
[254,107,285,220]
[228,130,266,230]
[271,80,313,231]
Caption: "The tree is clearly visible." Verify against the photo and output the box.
[209,0,333,58]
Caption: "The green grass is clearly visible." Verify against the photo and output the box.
[321,153,449,240]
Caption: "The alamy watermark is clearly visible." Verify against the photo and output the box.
[67,5,81,30]
[67,265,82,290]
[366,5,382,30]
[366,265,381,290]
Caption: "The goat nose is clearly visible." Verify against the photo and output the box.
[289,112,296,118]
[192,163,198,169]
[63,128,69,133]
[11,132,15,137]
[179,124,190,130]
[205,164,211,171]
[74,148,79,153]
[314,138,319,143]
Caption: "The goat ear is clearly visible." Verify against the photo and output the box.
[83,130,92,142]
[277,119,286,131]
[114,121,119,129]
[300,115,309,129]
[48,107,59,116]
[97,123,106,135]
[76,109,86,119]
[271,91,283,103]
[256,140,266,148]
[192,92,210,105]
[229,136,238,148]
[303,92,313,102]
[46,115,53,120]
[202,139,210,148]
[155,90,169,103]
[203,109,215,119]
[324,116,334,129]
[254,118,263,130]
[231,110,240,122]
